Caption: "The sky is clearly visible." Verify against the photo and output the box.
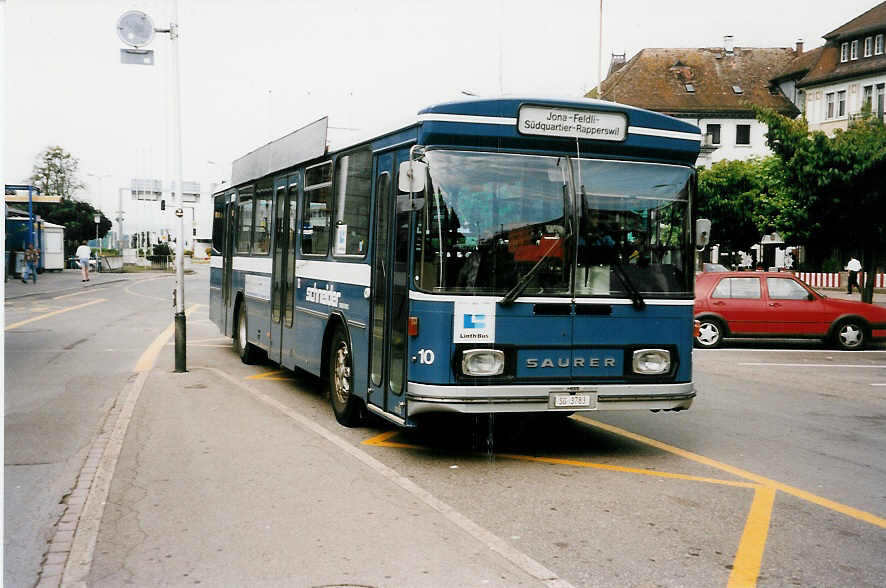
[2,0,881,237]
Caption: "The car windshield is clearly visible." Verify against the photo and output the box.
[414,151,571,295]
[412,151,694,298]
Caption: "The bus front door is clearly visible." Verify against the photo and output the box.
[269,179,289,364]
[367,149,411,421]
[222,193,236,336]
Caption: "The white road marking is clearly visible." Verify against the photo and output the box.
[206,366,575,588]
[738,363,886,369]
[697,349,886,354]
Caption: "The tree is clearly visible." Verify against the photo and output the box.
[29,146,85,199]
[28,146,112,255]
[755,107,886,303]
[696,156,795,268]
[697,159,765,254]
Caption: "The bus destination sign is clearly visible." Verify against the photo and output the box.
[518,105,627,141]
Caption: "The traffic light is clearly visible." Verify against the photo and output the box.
[160,199,166,211]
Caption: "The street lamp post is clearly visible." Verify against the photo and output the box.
[118,3,187,372]
[94,213,101,265]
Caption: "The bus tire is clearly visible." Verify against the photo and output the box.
[235,302,260,364]
[328,325,365,427]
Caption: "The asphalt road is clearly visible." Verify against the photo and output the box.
[3,269,205,588]
[5,267,885,587]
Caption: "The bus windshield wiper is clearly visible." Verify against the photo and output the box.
[499,234,566,307]
[501,178,572,307]
[612,260,646,310]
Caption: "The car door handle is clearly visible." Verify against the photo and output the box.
[712,301,725,306]
[768,302,781,307]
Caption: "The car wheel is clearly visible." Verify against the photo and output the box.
[834,319,866,351]
[695,318,724,349]
[234,303,259,364]
[328,325,365,427]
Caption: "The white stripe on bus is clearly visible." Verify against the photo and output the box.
[296,260,371,287]
[232,256,273,273]
[221,257,370,286]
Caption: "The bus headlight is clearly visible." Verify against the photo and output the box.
[461,349,505,376]
[632,349,670,375]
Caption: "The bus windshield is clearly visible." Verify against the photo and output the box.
[414,150,693,298]
[573,159,692,298]
[415,151,571,295]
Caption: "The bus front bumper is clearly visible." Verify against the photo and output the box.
[405,382,695,416]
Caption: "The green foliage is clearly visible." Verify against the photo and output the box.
[755,106,886,300]
[153,242,172,256]
[33,198,112,255]
[696,156,791,250]
[27,146,112,255]
[754,107,886,250]
[29,146,85,199]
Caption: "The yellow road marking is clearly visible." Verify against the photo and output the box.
[134,304,201,372]
[5,298,107,331]
[363,431,757,488]
[246,370,293,381]
[573,415,886,529]
[727,486,776,588]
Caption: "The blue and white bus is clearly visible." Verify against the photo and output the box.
[210,97,703,427]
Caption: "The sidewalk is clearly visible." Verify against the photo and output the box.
[817,287,886,304]
[4,269,132,300]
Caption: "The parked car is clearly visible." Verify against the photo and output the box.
[701,262,730,272]
[694,272,886,350]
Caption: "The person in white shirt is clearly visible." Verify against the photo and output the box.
[846,257,862,294]
[75,241,92,282]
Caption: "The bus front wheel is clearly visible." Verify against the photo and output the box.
[328,325,365,427]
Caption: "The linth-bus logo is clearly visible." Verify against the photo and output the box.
[453,301,495,343]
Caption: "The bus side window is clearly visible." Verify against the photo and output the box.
[236,186,253,254]
[333,149,371,257]
[252,179,273,255]
[302,162,333,255]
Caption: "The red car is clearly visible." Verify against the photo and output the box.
[694,272,886,350]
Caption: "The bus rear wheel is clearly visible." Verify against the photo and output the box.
[235,303,260,364]
[328,325,365,427]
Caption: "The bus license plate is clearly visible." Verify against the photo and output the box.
[549,392,597,409]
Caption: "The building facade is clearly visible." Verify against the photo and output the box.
[589,37,800,167]
[791,2,886,134]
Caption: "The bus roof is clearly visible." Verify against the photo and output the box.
[226,96,701,189]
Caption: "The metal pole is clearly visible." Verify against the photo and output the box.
[27,186,35,246]
[598,0,603,99]
[169,0,186,372]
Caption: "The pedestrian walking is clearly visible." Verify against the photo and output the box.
[846,257,862,294]
[75,240,92,282]
[21,243,40,284]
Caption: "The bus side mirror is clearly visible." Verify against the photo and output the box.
[398,160,427,194]
[695,218,711,249]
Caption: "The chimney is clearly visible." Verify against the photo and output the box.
[795,38,804,54]
[724,35,734,54]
